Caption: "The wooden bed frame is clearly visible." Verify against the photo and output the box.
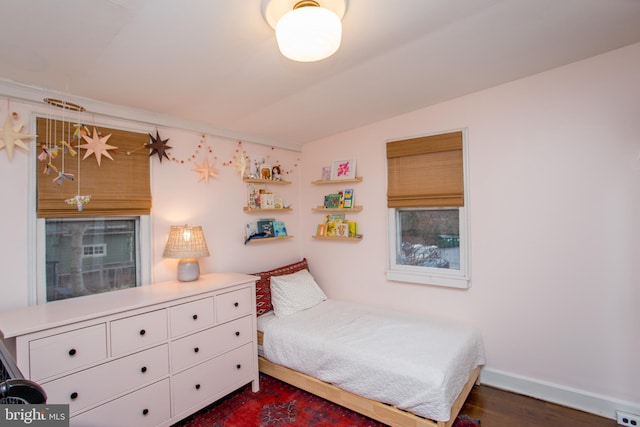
[257,331,481,427]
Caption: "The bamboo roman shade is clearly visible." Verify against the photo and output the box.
[387,131,464,208]
[36,117,151,218]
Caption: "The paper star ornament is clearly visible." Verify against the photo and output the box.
[0,115,36,160]
[192,157,218,183]
[147,130,172,163]
[79,128,117,166]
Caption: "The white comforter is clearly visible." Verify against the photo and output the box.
[260,299,485,422]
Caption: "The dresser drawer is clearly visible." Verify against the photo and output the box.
[215,287,252,324]
[71,378,171,427]
[29,324,107,381]
[172,342,254,417]
[169,297,214,337]
[111,309,168,357]
[43,344,169,415]
[170,315,253,372]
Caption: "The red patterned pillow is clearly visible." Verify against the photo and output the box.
[251,258,309,317]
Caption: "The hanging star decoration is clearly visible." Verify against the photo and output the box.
[147,130,172,163]
[79,127,117,166]
[0,114,36,160]
[233,150,247,177]
[192,157,218,183]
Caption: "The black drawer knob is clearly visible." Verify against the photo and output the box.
[235,331,240,337]
[139,329,146,336]
[195,384,201,390]
[68,348,77,356]
[234,302,239,307]
[142,409,149,416]
[141,366,147,373]
[192,314,198,320]
[236,364,241,370]
[194,347,199,353]
[70,392,78,400]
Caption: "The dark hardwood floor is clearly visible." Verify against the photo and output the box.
[460,384,618,427]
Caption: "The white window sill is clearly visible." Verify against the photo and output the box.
[386,269,470,289]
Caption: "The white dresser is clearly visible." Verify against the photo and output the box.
[0,272,259,427]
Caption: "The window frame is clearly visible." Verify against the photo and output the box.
[28,112,153,305]
[385,128,471,289]
[35,215,152,304]
[83,243,107,258]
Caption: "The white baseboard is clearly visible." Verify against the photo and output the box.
[480,368,640,421]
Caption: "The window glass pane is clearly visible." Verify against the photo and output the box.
[397,209,460,270]
[45,218,139,301]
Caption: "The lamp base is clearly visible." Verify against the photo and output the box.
[177,258,200,282]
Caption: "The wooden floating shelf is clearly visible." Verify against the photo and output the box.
[245,236,294,244]
[243,207,293,213]
[312,206,362,213]
[311,177,363,185]
[243,178,292,185]
[312,235,363,241]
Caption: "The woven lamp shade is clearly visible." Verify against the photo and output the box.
[163,225,210,259]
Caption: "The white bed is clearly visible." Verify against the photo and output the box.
[258,299,484,424]
[251,262,485,427]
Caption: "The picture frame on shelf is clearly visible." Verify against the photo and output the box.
[260,165,272,180]
[321,166,331,181]
[330,158,356,180]
[335,223,349,238]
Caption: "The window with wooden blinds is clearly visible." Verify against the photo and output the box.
[36,117,151,218]
[386,131,463,208]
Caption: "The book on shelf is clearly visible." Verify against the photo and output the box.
[245,222,258,239]
[324,193,341,209]
[273,221,287,237]
[343,189,354,208]
[257,218,275,237]
[258,193,275,209]
[347,221,357,237]
[324,213,345,223]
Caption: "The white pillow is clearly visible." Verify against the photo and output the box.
[270,269,327,317]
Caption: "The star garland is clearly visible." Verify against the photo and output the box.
[223,141,299,179]
[147,130,172,163]
[0,113,36,160]
[168,133,215,165]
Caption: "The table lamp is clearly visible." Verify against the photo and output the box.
[163,225,210,282]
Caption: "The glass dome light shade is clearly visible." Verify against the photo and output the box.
[275,5,342,62]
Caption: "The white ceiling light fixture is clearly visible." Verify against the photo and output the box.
[262,0,347,62]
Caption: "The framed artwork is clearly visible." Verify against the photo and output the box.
[260,165,272,180]
[335,223,349,238]
[330,158,356,180]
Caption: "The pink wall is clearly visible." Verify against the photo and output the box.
[299,43,640,414]
[0,42,638,418]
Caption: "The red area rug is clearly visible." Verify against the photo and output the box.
[175,373,480,427]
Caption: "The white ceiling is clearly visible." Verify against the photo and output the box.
[1,0,640,151]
